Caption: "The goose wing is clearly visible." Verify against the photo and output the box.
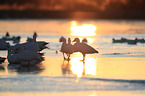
[74,43,98,54]
[60,43,75,54]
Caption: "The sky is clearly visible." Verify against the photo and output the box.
[0,0,145,11]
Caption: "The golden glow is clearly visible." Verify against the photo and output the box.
[70,57,97,78]
[96,58,145,80]
[2,91,145,96]
[70,57,84,77]
[70,21,97,36]
[84,58,97,76]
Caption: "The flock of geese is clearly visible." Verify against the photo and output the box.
[59,36,99,61]
[112,37,145,44]
[0,32,48,65]
[0,32,99,66]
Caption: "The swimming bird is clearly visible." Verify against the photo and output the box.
[73,38,99,61]
[59,36,75,60]
[127,39,137,45]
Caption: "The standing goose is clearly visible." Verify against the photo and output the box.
[59,36,75,60]
[73,38,99,61]
[25,33,40,52]
[66,38,75,60]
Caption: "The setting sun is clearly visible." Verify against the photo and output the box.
[70,21,97,36]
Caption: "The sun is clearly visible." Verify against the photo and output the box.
[70,21,97,36]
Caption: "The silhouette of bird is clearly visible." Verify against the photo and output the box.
[0,41,10,50]
[14,33,40,52]
[7,46,43,65]
[73,38,99,61]
[6,32,10,37]
[0,57,6,63]
[82,38,88,43]
[59,36,75,60]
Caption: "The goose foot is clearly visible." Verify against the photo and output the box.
[80,59,85,62]
[64,58,71,61]
[64,57,67,61]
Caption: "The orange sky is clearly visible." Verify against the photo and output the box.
[0,0,145,11]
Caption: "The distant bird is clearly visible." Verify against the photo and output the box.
[127,39,137,45]
[112,38,126,43]
[73,38,99,61]
[135,38,145,43]
[6,32,10,37]
[59,36,75,60]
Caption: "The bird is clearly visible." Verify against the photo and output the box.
[73,38,99,61]
[26,32,38,42]
[6,32,10,37]
[25,33,40,52]
[13,36,21,44]
[7,46,43,65]
[26,33,49,52]
[0,40,10,50]
[82,38,88,43]
[12,33,40,52]
[59,36,75,60]
[0,57,6,63]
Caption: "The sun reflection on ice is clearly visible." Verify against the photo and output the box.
[70,56,97,81]
[70,21,97,36]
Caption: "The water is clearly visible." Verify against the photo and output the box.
[0,19,145,96]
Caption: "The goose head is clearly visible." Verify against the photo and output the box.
[68,38,71,44]
[73,38,80,43]
[59,36,66,43]
[33,33,37,42]
[82,38,88,43]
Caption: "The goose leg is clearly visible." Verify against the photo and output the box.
[63,52,66,60]
[80,54,85,62]
[67,54,70,61]
[83,54,85,61]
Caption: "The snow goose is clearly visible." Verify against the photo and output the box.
[59,36,75,60]
[24,33,40,52]
[7,46,43,65]
[0,41,10,50]
[0,57,6,63]
[73,38,99,61]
